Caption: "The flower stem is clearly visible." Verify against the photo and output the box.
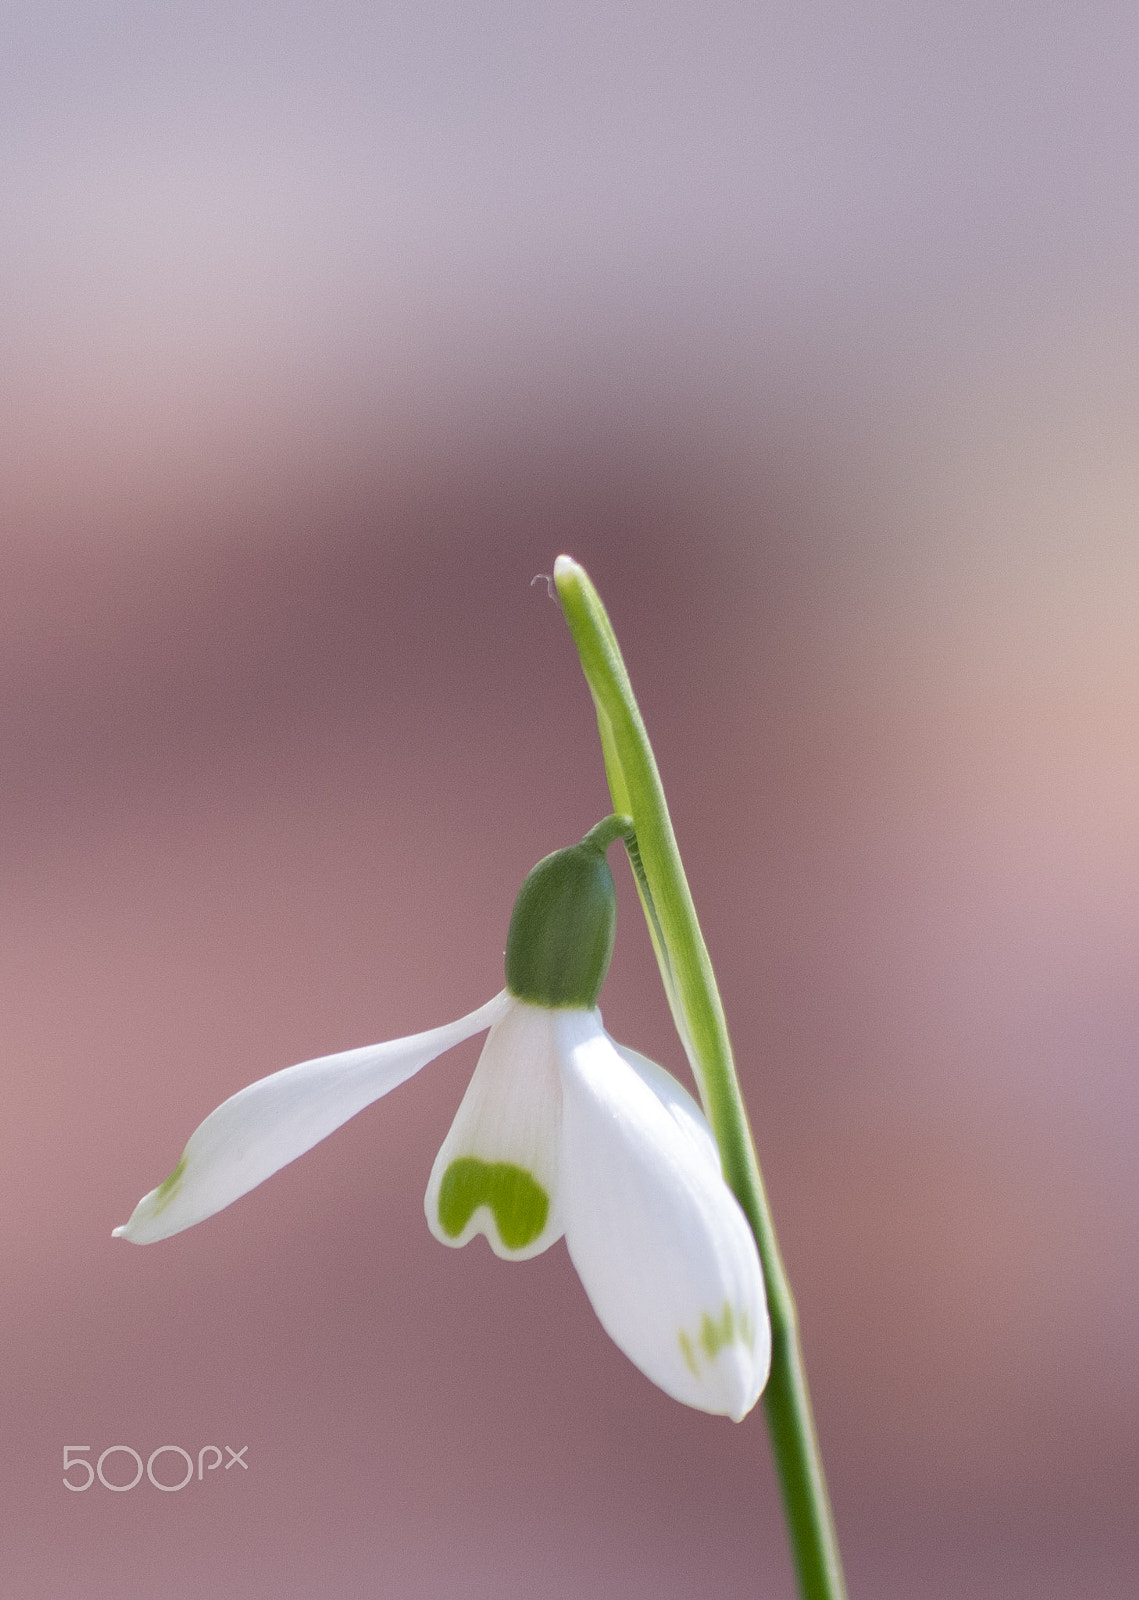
[553,555,847,1600]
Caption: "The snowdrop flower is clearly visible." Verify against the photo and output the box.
[115,819,770,1420]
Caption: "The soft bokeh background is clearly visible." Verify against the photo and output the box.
[2,3,1137,1595]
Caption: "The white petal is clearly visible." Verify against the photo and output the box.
[114,990,512,1244]
[608,1041,723,1178]
[425,1000,564,1260]
[556,1012,771,1421]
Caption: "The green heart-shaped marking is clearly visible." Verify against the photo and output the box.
[437,1158,549,1251]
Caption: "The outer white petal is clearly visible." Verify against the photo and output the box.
[114,990,512,1245]
[607,1041,723,1178]
[556,1011,771,1421]
[425,1000,564,1259]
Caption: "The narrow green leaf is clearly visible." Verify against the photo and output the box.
[553,554,847,1600]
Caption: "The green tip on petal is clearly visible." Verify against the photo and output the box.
[437,1157,550,1251]
[153,1155,187,1212]
[112,1153,187,1238]
[677,1307,749,1379]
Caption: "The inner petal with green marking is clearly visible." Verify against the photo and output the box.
[437,1157,550,1251]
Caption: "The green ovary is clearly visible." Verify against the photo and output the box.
[437,1158,549,1250]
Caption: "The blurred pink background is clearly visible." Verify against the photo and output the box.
[2,3,1138,1596]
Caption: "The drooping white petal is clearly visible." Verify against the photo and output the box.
[114,990,512,1245]
[608,1041,723,1178]
[556,1011,771,1421]
[425,999,564,1259]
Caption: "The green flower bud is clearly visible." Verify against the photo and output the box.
[504,818,631,1009]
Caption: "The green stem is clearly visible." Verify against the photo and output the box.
[553,555,846,1600]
